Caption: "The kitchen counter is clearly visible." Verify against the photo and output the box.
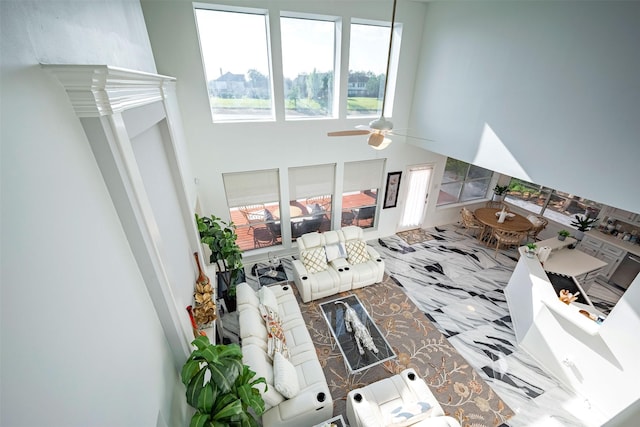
[585,229,640,257]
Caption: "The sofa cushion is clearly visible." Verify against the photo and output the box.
[273,351,300,398]
[325,242,347,262]
[301,247,328,273]
[258,286,279,313]
[236,282,260,308]
[242,344,285,409]
[346,240,369,265]
[265,308,289,359]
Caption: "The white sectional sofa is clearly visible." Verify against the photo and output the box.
[236,282,333,427]
[292,226,385,302]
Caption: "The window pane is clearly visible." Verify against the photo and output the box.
[467,164,492,179]
[461,179,490,201]
[437,182,462,205]
[347,23,389,117]
[281,16,335,119]
[545,191,603,227]
[342,190,377,229]
[442,158,469,183]
[437,157,493,205]
[289,196,332,240]
[504,179,545,214]
[195,8,273,122]
[223,170,280,251]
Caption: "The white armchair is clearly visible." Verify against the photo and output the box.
[341,226,385,289]
[291,231,347,303]
[346,368,461,427]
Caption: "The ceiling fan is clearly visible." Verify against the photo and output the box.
[328,0,399,150]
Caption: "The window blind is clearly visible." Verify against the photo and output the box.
[288,163,335,200]
[343,159,385,192]
[223,169,280,207]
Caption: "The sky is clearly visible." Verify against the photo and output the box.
[195,9,390,81]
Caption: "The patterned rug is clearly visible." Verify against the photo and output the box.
[294,275,514,426]
[397,228,435,245]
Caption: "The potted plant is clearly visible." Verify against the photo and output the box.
[570,214,599,241]
[557,230,571,241]
[492,184,509,202]
[182,335,266,427]
[196,214,244,312]
[525,242,537,258]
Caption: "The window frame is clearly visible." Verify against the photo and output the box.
[436,158,493,206]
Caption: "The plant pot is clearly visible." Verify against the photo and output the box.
[574,230,585,241]
[217,269,246,313]
[558,235,566,241]
[492,194,505,202]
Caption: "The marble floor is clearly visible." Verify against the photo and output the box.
[232,224,624,427]
[371,224,621,427]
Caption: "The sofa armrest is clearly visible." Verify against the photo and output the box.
[271,383,332,421]
[291,259,312,303]
[329,257,350,272]
[366,245,382,262]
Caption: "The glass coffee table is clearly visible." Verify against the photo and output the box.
[257,264,288,287]
[320,294,396,374]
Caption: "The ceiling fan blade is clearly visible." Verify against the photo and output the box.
[327,130,371,137]
[390,132,435,142]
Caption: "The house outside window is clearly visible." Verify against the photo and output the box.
[437,158,492,205]
[505,179,603,227]
[342,159,385,229]
[195,7,274,122]
[347,21,399,117]
[281,15,336,119]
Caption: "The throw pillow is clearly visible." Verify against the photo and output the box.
[301,247,328,273]
[265,310,289,359]
[346,240,370,265]
[325,242,347,262]
[273,351,299,399]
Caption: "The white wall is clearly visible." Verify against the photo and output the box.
[0,1,186,426]
[410,1,640,214]
[140,0,451,255]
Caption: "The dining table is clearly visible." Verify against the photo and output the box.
[474,207,533,244]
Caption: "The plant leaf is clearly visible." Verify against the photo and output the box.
[189,412,210,427]
[181,359,201,386]
[212,398,243,420]
[185,367,207,408]
[197,382,215,413]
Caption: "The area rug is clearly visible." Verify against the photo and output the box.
[294,276,514,426]
[397,228,435,245]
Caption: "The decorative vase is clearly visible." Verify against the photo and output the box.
[193,252,216,327]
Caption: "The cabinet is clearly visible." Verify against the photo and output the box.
[578,236,626,280]
[606,207,639,225]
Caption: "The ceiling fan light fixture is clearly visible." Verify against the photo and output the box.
[369,116,393,131]
[368,133,392,150]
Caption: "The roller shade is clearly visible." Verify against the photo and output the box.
[289,163,335,200]
[223,169,280,207]
[343,159,385,192]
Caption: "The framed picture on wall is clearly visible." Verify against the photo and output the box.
[383,171,402,209]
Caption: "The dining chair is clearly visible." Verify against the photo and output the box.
[485,201,510,211]
[493,229,527,258]
[526,215,548,242]
[460,207,484,239]
[239,204,266,234]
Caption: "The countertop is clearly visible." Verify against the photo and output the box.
[585,230,640,257]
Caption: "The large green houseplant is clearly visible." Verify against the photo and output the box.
[570,214,599,240]
[182,335,266,427]
[196,214,244,310]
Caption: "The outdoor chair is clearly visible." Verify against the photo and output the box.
[239,204,266,234]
